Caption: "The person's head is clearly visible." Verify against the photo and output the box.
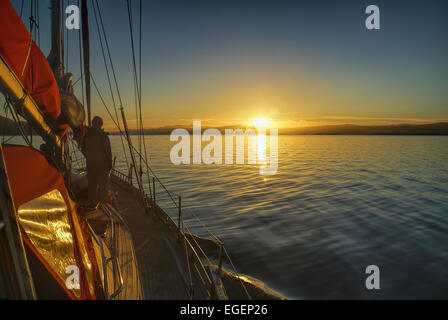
[92,116,103,129]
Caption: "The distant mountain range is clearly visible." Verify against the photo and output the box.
[279,122,448,135]
[116,122,448,135]
[2,116,447,136]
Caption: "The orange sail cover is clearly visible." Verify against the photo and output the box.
[0,0,68,135]
[3,144,101,299]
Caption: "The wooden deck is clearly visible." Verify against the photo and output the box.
[110,178,210,299]
[80,172,282,300]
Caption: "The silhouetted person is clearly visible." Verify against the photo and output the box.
[83,116,112,204]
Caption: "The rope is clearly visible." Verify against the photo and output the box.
[223,246,252,299]
[19,0,24,18]
[36,0,40,46]
[126,0,143,173]
[77,0,85,108]
[2,100,10,143]
[65,0,68,71]
[72,73,84,87]
[183,223,214,267]
[134,0,152,209]
[183,232,194,299]
[90,74,120,129]
[5,96,32,148]
[92,0,130,172]
[93,0,124,107]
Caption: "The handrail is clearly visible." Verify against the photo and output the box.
[86,205,124,300]
[69,136,251,299]
[102,204,124,299]
[87,224,109,297]
[109,159,251,299]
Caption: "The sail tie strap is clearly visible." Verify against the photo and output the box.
[20,37,32,78]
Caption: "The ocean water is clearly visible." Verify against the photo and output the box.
[6,134,447,299]
[110,135,448,299]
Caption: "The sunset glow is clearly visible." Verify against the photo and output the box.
[253,118,270,128]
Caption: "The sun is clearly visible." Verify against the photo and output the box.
[252,117,270,128]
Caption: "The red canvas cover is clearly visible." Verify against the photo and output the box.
[2,145,101,299]
[3,144,61,207]
[0,0,68,135]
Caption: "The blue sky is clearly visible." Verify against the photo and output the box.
[9,0,448,129]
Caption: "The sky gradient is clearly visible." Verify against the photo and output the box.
[10,0,448,130]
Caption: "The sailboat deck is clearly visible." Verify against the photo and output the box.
[110,178,210,299]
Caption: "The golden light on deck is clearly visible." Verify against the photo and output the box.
[253,117,270,128]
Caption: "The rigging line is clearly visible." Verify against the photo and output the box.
[134,84,142,175]
[3,136,16,144]
[144,196,192,295]
[130,145,194,214]
[92,74,130,173]
[185,207,221,243]
[129,0,148,189]
[132,143,224,250]
[126,0,142,170]
[2,101,10,143]
[29,0,34,38]
[91,2,117,120]
[65,1,69,71]
[94,0,135,175]
[36,0,40,47]
[19,0,24,18]
[81,0,91,126]
[5,97,32,148]
[181,227,215,298]
[61,0,64,63]
[137,0,153,204]
[90,70,133,170]
[77,0,85,110]
[91,70,134,179]
[90,73,120,130]
[139,0,143,125]
[94,0,138,183]
[91,0,130,172]
[223,246,252,299]
[92,0,127,144]
[94,0,124,107]
[72,73,84,86]
[92,5,229,262]
[183,223,214,267]
[136,1,142,169]
[183,231,194,299]
[138,0,142,136]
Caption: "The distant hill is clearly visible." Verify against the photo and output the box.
[0,115,31,135]
[280,122,448,135]
[112,122,448,135]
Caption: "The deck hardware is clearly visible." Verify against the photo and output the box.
[152,177,156,206]
[218,242,224,277]
[178,196,183,241]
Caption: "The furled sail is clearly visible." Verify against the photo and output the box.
[0,0,68,135]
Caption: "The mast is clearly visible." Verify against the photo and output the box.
[81,0,91,126]
[48,0,64,79]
